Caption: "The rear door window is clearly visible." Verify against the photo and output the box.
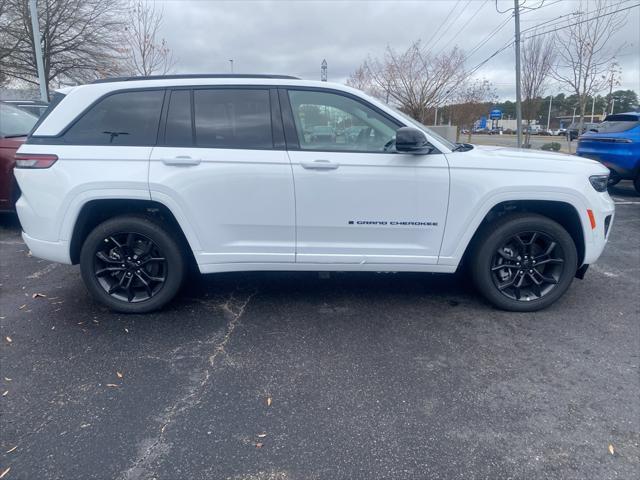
[63,90,164,145]
[193,89,272,149]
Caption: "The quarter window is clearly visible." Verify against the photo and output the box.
[194,89,272,149]
[287,90,398,152]
[63,90,164,145]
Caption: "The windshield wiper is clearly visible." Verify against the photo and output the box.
[3,134,28,138]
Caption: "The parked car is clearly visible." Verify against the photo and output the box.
[538,130,552,136]
[567,122,598,141]
[309,125,336,143]
[503,128,515,135]
[577,112,640,193]
[0,103,39,211]
[488,128,502,135]
[556,128,567,136]
[15,74,614,313]
[1,99,48,117]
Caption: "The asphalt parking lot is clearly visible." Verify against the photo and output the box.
[1,182,638,480]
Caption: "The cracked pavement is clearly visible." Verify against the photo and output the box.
[0,181,639,480]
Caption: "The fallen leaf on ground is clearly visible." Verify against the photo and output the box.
[608,444,615,455]
[266,397,272,407]
[2,391,8,397]
[0,467,10,478]
[106,384,119,388]
[255,442,263,449]
[257,433,267,438]
[32,293,46,299]
[124,328,129,333]
[5,337,11,343]
[5,446,17,454]
[3,378,11,382]
[116,372,123,378]
[18,304,26,310]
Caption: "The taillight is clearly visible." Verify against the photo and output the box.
[14,153,58,169]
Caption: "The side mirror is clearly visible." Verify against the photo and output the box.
[395,127,434,154]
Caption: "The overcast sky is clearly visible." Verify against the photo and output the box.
[157,0,640,100]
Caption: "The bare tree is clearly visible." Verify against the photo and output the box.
[551,0,626,132]
[346,65,369,91]
[0,0,21,86]
[449,79,497,142]
[123,0,175,77]
[364,41,466,123]
[0,0,127,96]
[521,34,555,145]
[345,63,385,99]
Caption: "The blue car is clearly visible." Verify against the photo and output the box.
[577,112,640,194]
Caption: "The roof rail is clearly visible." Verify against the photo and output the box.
[91,74,300,84]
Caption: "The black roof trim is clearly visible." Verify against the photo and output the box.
[92,74,300,84]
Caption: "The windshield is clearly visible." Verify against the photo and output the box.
[0,103,39,137]
[592,114,640,134]
[390,107,456,151]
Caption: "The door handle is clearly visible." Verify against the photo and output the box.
[161,155,201,166]
[300,159,339,170]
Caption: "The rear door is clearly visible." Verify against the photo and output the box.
[282,88,449,265]
[149,87,296,267]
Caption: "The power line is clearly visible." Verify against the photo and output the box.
[423,0,463,51]
[522,2,640,40]
[434,0,489,56]
[465,15,513,61]
[430,0,475,52]
[520,0,633,35]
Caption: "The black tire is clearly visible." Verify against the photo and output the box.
[80,215,186,313]
[634,174,640,195]
[470,213,578,312]
[607,172,621,187]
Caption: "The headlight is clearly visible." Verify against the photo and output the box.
[589,174,609,192]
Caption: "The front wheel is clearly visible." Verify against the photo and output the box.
[634,174,640,195]
[470,214,578,312]
[80,215,186,313]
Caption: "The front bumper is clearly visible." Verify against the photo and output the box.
[582,193,615,265]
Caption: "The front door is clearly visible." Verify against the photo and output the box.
[284,88,449,265]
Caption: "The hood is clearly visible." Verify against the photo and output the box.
[448,144,608,175]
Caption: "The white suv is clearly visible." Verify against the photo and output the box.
[15,74,615,313]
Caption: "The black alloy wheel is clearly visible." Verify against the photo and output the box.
[490,231,565,302]
[470,213,578,312]
[94,232,167,303]
[80,215,186,313]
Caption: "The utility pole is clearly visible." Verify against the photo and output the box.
[590,96,595,122]
[434,106,438,125]
[229,59,234,73]
[610,98,615,114]
[321,59,327,82]
[514,0,523,148]
[28,0,48,101]
[546,95,553,131]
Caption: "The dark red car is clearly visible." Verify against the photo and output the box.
[0,103,39,211]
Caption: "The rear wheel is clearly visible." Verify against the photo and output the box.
[634,173,640,195]
[80,215,185,313]
[470,214,578,312]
